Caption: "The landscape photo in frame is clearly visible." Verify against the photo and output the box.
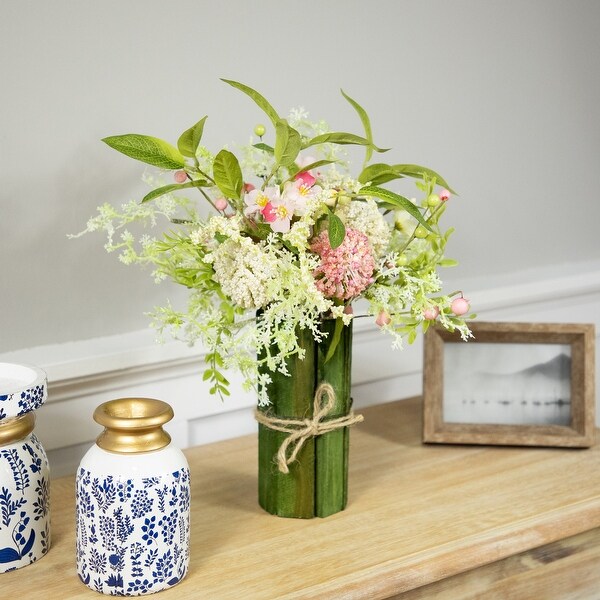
[422,322,595,447]
[443,341,572,426]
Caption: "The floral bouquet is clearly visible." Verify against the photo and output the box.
[79,79,472,517]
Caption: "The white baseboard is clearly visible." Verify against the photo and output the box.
[2,263,599,478]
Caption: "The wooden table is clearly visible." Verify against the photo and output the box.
[3,398,600,599]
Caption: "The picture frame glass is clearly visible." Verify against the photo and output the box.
[443,342,572,426]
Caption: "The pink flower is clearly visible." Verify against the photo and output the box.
[294,155,318,189]
[268,198,295,232]
[311,228,376,300]
[282,180,322,215]
[261,202,277,223]
[295,170,316,187]
[244,186,280,217]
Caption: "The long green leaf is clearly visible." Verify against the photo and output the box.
[141,179,209,203]
[274,119,301,167]
[341,89,373,165]
[305,132,389,153]
[213,149,243,199]
[221,79,280,126]
[358,162,404,185]
[177,116,207,158]
[102,134,185,169]
[393,164,456,194]
[360,185,433,231]
[296,159,336,173]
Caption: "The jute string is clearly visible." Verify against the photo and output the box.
[254,383,364,474]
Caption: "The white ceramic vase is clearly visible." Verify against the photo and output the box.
[76,398,190,596]
[0,363,51,573]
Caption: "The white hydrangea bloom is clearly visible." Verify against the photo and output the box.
[320,166,362,195]
[338,198,392,257]
[211,237,278,309]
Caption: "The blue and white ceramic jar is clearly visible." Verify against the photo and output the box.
[0,362,51,573]
[76,398,190,596]
[0,412,51,572]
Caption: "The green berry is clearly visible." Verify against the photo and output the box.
[427,193,441,207]
[254,124,266,137]
[414,226,428,239]
[397,254,408,266]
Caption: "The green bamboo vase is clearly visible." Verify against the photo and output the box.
[257,319,353,518]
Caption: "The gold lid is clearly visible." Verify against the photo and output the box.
[0,412,35,446]
[93,398,174,454]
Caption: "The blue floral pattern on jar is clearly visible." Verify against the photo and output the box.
[0,384,47,422]
[0,433,51,572]
[76,468,190,595]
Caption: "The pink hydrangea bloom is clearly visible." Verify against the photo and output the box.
[311,228,375,300]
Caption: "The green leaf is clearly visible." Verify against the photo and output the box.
[253,142,274,153]
[305,132,389,152]
[358,163,404,185]
[439,258,459,267]
[341,89,373,164]
[324,318,345,363]
[359,185,433,231]
[213,149,243,200]
[221,79,280,126]
[328,211,346,249]
[284,159,336,183]
[296,159,336,173]
[177,116,207,158]
[102,134,185,169]
[141,179,209,203]
[392,164,456,194]
[274,119,301,167]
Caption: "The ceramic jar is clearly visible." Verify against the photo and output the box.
[0,415,51,573]
[76,398,190,596]
[0,363,51,573]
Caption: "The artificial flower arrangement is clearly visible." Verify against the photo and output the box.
[80,79,471,402]
[78,79,473,518]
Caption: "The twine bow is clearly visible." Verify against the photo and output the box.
[254,383,364,474]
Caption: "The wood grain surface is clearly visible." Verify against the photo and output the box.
[3,397,600,599]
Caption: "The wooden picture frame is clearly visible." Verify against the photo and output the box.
[423,322,595,447]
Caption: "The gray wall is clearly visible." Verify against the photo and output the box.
[2,1,599,352]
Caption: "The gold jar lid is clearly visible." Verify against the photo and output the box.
[0,412,35,446]
[94,398,174,454]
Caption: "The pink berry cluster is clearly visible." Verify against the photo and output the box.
[422,295,470,321]
[311,228,375,300]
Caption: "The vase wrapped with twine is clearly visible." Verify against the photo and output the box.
[256,319,362,518]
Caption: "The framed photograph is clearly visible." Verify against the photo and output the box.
[423,322,595,447]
